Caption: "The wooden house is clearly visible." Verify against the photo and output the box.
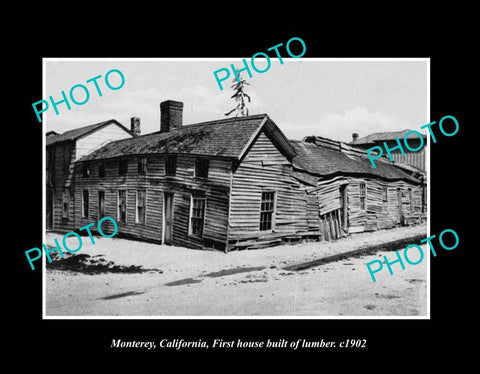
[293,136,425,240]
[52,100,425,252]
[75,101,322,250]
[73,101,316,251]
[46,120,134,231]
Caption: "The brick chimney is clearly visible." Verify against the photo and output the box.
[131,117,141,137]
[352,133,359,141]
[160,100,183,133]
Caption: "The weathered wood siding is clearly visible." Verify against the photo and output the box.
[316,178,347,215]
[344,177,423,233]
[48,141,76,231]
[228,131,310,248]
[74,154,232,249]
[47,124,132,232]
[306,191,320,232]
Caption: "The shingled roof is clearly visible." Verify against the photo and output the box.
[291,140,420,184]
[79,114,296,162]
[46,120,132,146]
[349,129,427,146]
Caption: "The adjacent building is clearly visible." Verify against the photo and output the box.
[349,130,427,172]
[296,136,425,240]
[46,120,134,231]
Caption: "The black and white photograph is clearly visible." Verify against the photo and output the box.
[43,58,429,318]
[10,17,473,365]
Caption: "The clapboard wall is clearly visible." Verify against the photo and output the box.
[228,131,311,249]
[340,177,423,233]
[74,153,232,249]
[47,141,76,232]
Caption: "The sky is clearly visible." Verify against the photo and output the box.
[44,58,428,143]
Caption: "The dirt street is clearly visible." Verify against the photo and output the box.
[45,224,428,317]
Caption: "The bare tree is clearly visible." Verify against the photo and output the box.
[225,72,251,117]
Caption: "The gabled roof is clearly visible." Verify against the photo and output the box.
[46,119,132,146]
[349,129,427,146]
[291,140,420,184]
[79,114,296,162]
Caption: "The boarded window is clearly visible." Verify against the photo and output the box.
[119,159,128,175]
[136,190,146,224]
[98,190,105,218]
[62,189,70,219]
[360,182,366,210]
[260,191,276,231]
[82,189,89,218]
[190,197,206,238]
[195,158,209,178]
[138,156,147,174]
[82,163,90,177]
[118,190,127,222]
[99,161,105,178]
[165,155,177,176]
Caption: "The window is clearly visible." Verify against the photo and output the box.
[382,186,388,213]
[190,196,206,238]
[82,189,89,218]
[82,163,90,177]
[62,189,70,219]
[98,190,105,218]
[195,158,209,178]
[118,190,127,222]
[409,188,413,213]
[99,161,105,178]
[138,156,147,174]
[259,191,276,231]
[119,159,128,175]
[165,155,177,176]
[360,181,366,210]
[136,190,146,224]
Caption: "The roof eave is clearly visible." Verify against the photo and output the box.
[46,119,133,146]
[292,165,421,185]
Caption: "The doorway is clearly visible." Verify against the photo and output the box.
[163,192,174,245]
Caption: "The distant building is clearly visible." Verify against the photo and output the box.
[349,130,427,171]
[46,120,134,231]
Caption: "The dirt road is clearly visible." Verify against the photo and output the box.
[45,224,428,317]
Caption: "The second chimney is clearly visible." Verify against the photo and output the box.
[160,100,183,133]
[131,117,141,137]
[352,133,359,141]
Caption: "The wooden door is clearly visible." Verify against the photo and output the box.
[397,188,403,223]
[164,192,174,245]
[339,185,348,230]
